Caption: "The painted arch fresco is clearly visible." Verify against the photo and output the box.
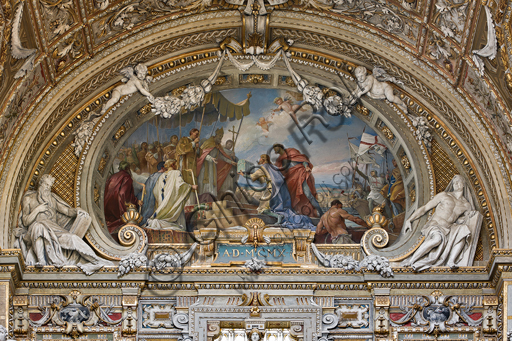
[103,88,406,245]
[1,0,512,340]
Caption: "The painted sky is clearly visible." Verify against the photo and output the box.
[122,88,395,189]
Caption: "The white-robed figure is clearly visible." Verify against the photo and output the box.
[146,159,198,230]
[401,175,482,272]
[15,174,113,274]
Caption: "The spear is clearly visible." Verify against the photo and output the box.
[198,105,206,140]
[232,115,244,154]
[155,116,160,144]
[179,111,182,139]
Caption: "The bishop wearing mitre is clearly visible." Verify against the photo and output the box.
[146,159,198,230]
[196,127,237,197]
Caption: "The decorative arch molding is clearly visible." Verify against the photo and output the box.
[0,11,507,258]
[77,64,431,259]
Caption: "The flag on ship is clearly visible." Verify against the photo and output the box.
[349,141,378,167]
[357,132,387,156]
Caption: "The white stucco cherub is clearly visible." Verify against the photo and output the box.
[350,66,408,113]
[101,63,154,115]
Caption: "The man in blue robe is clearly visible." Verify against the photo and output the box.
[243,154,316,230]
[140,161,166,224]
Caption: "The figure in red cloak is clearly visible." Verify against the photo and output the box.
[104,161,140,238]
[273,144,323,217]
[196,128,237,198]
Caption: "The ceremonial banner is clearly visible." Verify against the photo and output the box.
[358,132,387,156]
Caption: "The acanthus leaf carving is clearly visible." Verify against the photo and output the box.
[28,291,125,339]
[433,0,469,43]
[10,1,37,79]
[389,292,483,337]
[472,6,498,76]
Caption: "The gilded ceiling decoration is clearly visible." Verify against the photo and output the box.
[0,1,512,341]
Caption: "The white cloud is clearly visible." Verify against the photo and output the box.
[312,161,352,174]
[223,102,307,161]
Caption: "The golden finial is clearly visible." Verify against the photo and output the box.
[121,202,143,225]
[366,203,389,228]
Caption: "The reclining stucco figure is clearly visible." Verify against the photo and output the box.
[15,174,113,275]
[401,175,482,272]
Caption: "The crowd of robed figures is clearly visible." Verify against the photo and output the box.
[103,127,239,237]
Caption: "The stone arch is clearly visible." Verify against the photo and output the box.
[0,11,506,263]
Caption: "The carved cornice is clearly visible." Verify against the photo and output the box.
[487,249,512,290]
[0,265,497,281]
[0,248,511,291]
[20,281,145,289]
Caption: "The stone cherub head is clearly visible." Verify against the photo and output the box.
[354,65,367,83]
[249,329,262,341]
